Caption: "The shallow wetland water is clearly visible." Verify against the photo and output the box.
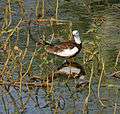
[0,0,120,114]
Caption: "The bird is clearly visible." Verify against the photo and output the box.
[38,30,82,58]
[55,61,86,79]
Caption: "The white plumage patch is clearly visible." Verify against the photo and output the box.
[74,36,81,44]
[58,66,81,74]
[54,47,79,57]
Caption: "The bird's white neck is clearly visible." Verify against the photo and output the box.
[74,35,81,44]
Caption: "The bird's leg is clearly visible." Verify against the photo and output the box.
[67,57,75,63]
[62,57,75,65]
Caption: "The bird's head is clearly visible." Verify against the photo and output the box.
[72,30,81,44]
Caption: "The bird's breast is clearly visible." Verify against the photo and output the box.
[54,47,79,57]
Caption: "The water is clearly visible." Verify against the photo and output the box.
[0,0,120,114]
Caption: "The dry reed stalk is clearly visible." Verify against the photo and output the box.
[15,27,20,46]
[32,18,72,23]
[97,58,106,107]
[54,102,59,114]
[1,49,12,78]
[83,63,93,114]
[69,22,72,40]
[41,0,45,18]
[55,0,59,20]
[22,28,30,60]
[19,61,24,110]
[108,85,119,114]
[49,71,54,93]
[19,62,23,93]
[7,0,12,26]
[83,48,98,64]
[21,94,31,112]
[2,0,12,29]
[36,0,44,18]
[36,0,40,18]
[4,85,20,113]
[113,87,119,114]
[22,47,37,79]
[113,103,117,114]
[0,80,51,89]
[6,18,22,43]
[47,76,49,89]
[18,0,25,17]
[114,50,120,68]
[17,46,37,95]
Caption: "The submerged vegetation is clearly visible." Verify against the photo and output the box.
[0,0,120,114]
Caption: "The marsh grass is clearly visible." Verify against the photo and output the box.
[0,0,120,114]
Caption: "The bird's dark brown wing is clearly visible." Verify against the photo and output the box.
[46,42,75,53]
